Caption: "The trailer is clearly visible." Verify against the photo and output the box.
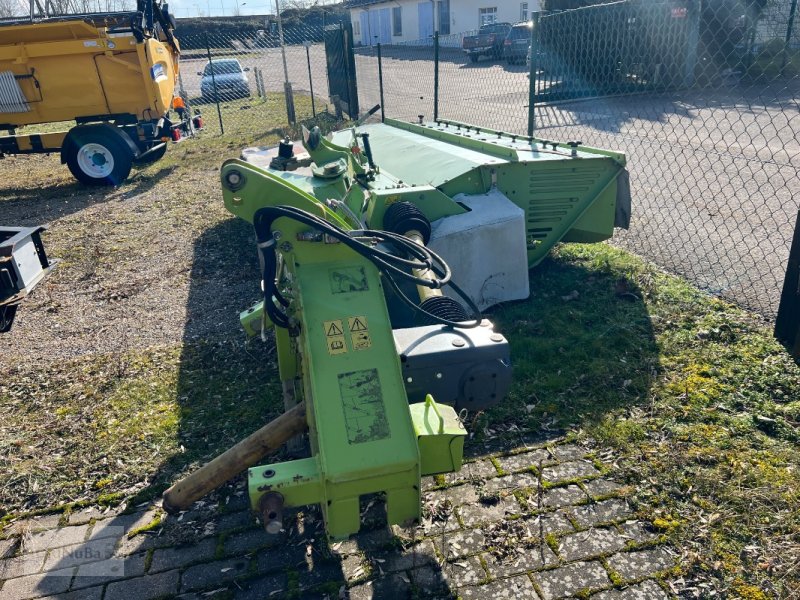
[0,0,180,185]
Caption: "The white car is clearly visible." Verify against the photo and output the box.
[199,58,250,102]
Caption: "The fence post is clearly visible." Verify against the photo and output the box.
[683,0,701,88]
[782,0,798,75]
[377,42,385,122]
[433,31,439,122]
[259,68,266,98]
[304,41,316,117]
[775,210,800,358]
[205,33,224,135]
[527,13,539,137]
[275,0,296,124]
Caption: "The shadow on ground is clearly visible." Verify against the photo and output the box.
[0,162,178,225]
[532,75,800,135]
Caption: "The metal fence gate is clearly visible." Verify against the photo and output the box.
[324,23,360,119]
[534,0,696,102]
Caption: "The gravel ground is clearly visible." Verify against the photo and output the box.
[0,144,259,366]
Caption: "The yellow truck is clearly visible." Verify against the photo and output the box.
[0,0,180,185]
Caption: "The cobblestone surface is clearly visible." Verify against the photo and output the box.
[0,442,677,599]
[441,555,486,587]
[569,498,633,528]
[592,579,671,599]
[541,484,587,508]
[534,560,611,599]
[541,460,602,483]
[558,527,630,561]
[459,574,538,599]
[432,529,485,560]
[608,547,676,580]
[484,544,559,577]
[495,449,552,472]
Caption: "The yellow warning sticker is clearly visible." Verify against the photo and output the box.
[348,316,372,351]
[327,337,347,355]
[325,320,344,337]
[324,320,348,355]
[348,316,368,332]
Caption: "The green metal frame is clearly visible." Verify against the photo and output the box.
[220,117,627,538]
[222,159,466,540]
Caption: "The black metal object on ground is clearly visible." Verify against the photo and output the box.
[0,226,56,333]
[775,210,800,357]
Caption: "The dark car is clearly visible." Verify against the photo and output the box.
[504,21,532,65]
[462,22,512,63]
[199,59,250,102]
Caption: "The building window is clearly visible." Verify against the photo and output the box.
[393,6,402,36]
[354,19,360,36]
[438,0,450,34]
[479,7,497,27]
[520,2,528,21]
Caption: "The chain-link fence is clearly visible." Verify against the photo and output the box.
[354,42,437,124]
[179,0,799,320]
[174,26,340,138]
[390,0,798,319]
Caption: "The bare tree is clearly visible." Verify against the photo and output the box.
[0,0,26,17]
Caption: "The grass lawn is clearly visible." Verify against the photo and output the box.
[0,98,798,598]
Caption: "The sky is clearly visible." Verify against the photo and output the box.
[1,0,341,20]
[167,0,341,18]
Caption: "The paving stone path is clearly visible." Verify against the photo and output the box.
[0,439,677,599]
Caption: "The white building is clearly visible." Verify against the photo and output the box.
[345,0,539,46]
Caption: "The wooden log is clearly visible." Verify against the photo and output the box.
[162,402,307,514]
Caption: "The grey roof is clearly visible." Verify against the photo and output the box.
[343,0,391,9]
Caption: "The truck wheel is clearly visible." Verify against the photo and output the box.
[64,128,134,186]
[469,54,478,63]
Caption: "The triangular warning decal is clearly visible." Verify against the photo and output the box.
[326,322,344,336]
[350,317,368,332]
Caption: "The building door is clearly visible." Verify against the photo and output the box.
[418,1,433,39]
[378,7,392,43]
[368,10,380,44]
[359,12,369,45]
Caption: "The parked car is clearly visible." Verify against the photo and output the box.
[199,59,250,102]
[462,22,512,63]
[504,21,532,65]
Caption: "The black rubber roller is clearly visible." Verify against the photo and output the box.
[416,296,470,325]
[383,202,431,244]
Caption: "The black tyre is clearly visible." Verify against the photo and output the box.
[0,304,18,333]
[469,54,478,63]
[134,143,168,165]
[64,127,134,186]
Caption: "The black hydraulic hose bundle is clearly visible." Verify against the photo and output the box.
[252,205,483,330]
